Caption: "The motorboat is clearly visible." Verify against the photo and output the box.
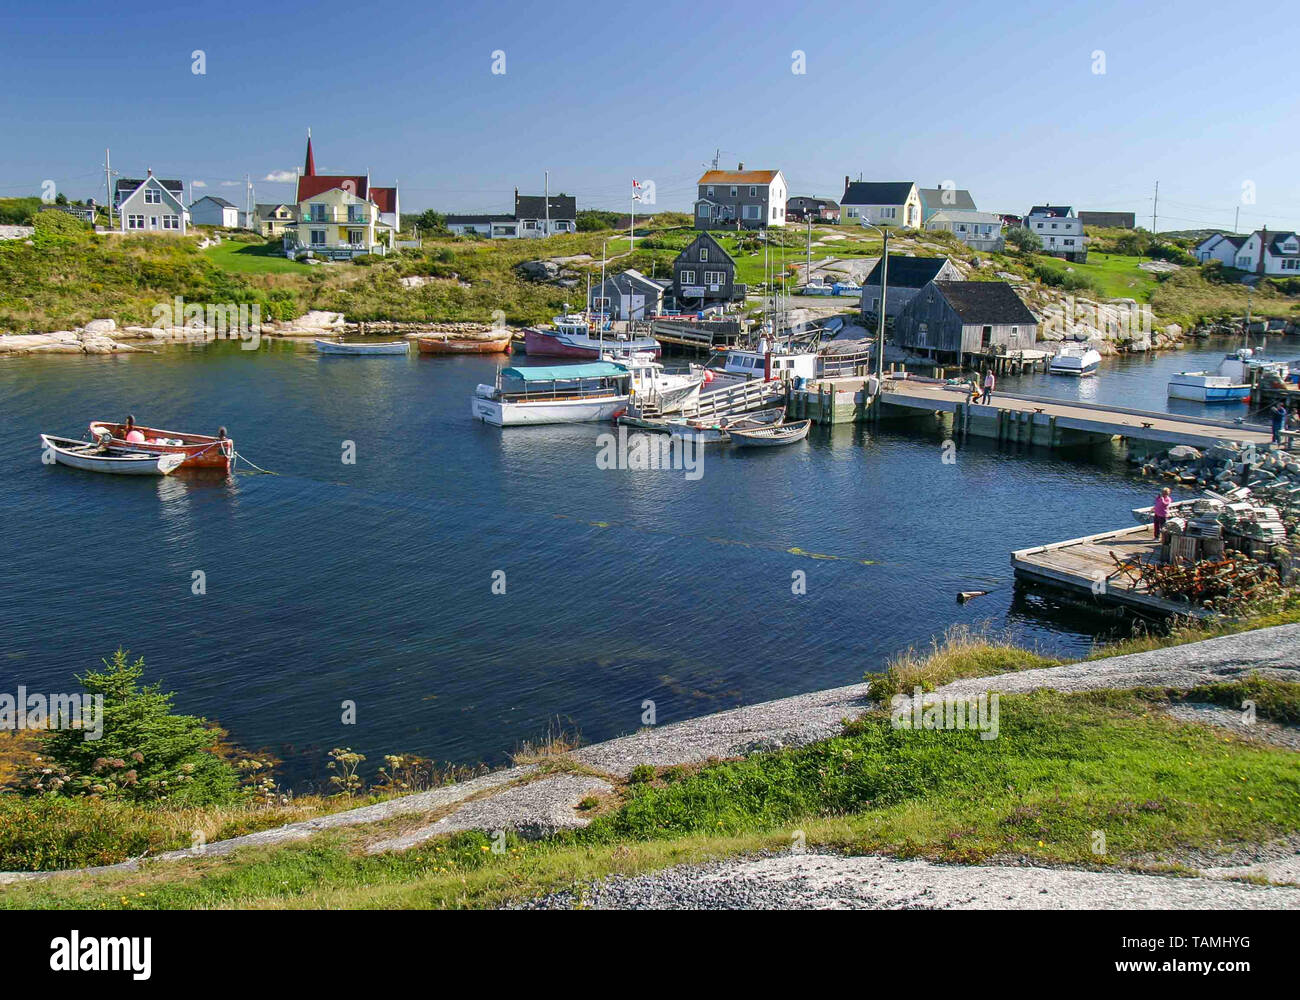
[523,315,660,359]
[1168,349,1265,402]
[1049,344,1102,376]
[608,356,704,414]
[471,362,631,426]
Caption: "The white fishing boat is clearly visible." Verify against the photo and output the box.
[722,338,819,381]
[524,315,660,360]
[471,362,631,426]
[802,278,833,296]
[666,407,786,445]
[314,339,409,355]
[728,419,812,448]
[609,356,704,414]
[40,434,186,476]
[1049,344,1102,376]
[1168,349,1262,403]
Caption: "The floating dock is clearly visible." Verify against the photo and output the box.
[1011,524,1212,618]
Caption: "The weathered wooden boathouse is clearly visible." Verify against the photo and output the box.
[892,280,1039,367]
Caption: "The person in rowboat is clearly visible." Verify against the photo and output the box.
[122,414,146,444]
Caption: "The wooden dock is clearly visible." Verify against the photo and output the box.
[877,378,1274,451]
[1011,524,1212,618]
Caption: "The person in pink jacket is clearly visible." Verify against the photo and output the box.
[1152,487,1172,538]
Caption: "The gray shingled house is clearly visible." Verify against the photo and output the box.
[672,232,744,310]
[892,280,1039,362]
[860,255,963,319]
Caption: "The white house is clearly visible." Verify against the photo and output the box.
[190,196,242,228]
[114,172,188,235]
[1194,233,1246,266]
[1218,229,1300,275]
[446,190,577,239]
[1025,205,1087,261]
[840,180,921,228]
[925,210,1005,252]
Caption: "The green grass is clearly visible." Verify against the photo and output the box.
[1031,253,1159,300]
[866,623,1056,701]
[201,238,311,275]
[5,684,1298,909]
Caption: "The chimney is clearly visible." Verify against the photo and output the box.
[737,162,744,170]
[146,168,153,176]
[844,174,850,192]
[1258,227,1267,276]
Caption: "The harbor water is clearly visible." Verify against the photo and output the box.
[0,337,1276,781]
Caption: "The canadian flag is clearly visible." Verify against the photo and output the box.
[632,179,644,201]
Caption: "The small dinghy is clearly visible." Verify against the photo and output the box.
[417,334,512,355]
[87,420,234,472]
[40,434,186,476]
[728,418,812,448]
[314,339,409,355]
[667,407,785,445]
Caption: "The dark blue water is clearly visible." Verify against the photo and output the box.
[0,340,1242,780]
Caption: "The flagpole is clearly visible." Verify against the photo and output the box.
[630,179,635,252]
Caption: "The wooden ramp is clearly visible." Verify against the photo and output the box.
[1011,524,1211,618]
[881,378,1273,450]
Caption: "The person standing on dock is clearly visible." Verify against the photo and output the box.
[1152,487,1172,539]
[982,369,996,404]
[1269,401,1288,443]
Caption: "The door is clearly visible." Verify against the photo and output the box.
[981,326,993,348]
[149,216,159,230]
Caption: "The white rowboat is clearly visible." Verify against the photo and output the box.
[40,434,187,476]
[728,419,812,447]
[314,339,409,355]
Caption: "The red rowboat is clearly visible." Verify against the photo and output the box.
[87,421,235,473]
[417,334,512,355]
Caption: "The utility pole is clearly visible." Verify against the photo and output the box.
[1152,180,1159,234]
[877,228,888,383]
[246,173,252,229]
[630,178,635,252]
[105,148,113,227]
[806,217,812,287]
[1234,205,1240,234]
[544,171,549,237]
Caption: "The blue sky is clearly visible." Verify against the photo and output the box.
[2,0,1297,231]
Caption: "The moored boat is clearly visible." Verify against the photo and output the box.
[728,418,812,447]
[87,420,234,472]
[610,356,704,414]
[471,362,631,426]
[1168,350,1256,402]
[314,339,409,355]
[40,434,186,476]
[524,315,660,360]
[666,406,786,445]
[417,334,512,355]
[1049,344,1102,376]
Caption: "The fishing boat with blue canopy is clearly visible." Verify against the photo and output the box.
[471,362,632,426]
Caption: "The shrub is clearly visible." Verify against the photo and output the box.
[1004,226,1038,254]
[21,649,239,805]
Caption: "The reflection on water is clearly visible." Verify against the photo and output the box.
[0,341,1219,780]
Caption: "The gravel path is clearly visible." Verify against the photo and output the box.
[1164,703,1300,751]
[521,852,1300,910]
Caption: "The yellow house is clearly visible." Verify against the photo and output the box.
[255,203,297,238]
[285,187,393,260]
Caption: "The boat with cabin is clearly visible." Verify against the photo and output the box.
[1167,348,1275,402]
[524,315,660,360]
[1049,344,1102,377]
[40,434,187,476]
[611,357,704,414]
[87,420,234,472]
[471,362,631,426]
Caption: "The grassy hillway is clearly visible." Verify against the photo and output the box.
[3,610,1299,910]
[2,204,1296,339]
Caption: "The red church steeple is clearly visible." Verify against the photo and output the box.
[303,128,316,177]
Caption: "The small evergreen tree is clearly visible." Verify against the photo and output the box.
[26,650,238,804]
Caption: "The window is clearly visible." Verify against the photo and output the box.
[127,214,145,229]
[881,206,896,219]
[706,186,714,197]
[749,186,757,196]
[162,215,179,230]
[1064,238,1074,246]
[697,204,709,216]
[311,204,327,222]
[310,229,326,246]
[1036,222,1044,229]
[846,207,859,218]
[704,270,725,284]
[522,220,538,230]
[348,205,365,223]
[729,187,737,197]
[700,248,708,262]
[592,296,610,310]
[348,229,365,246]
[144,188,161,204]
[1051,223,1058,229]
[680,269,696,284]
[743,204,761,220]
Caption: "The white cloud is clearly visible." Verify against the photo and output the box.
[264,170,296,183]
[220,180,241,187]
[191,180,207,188]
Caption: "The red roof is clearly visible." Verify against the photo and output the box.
[370,187,397,214]
[296,174,368,203]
